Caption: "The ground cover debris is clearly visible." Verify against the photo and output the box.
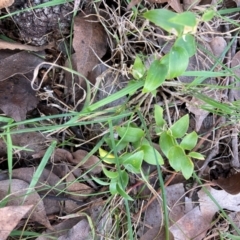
[1,0,240,239]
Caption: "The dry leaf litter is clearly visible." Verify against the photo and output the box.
[0,0,240,239]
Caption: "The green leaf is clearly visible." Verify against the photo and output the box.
[174,34,196,57]
[110,180,118,195]
[168,145,185,171]
[170,114,189,138]
[92,176,110,186]
[180,131,198,150]
[116,183,133,201]
[143,9,183,35]
[116,126,144,143]
[161,46,189,79]
[202,10,214,21]
[159,131,176,157]
[104,138,128,152]
[132,55,145,79]
[123,151,143,173]
[120,170,129,189]
[154,105,166,127]
[102,167,118,179]
[188,152,205,160]
[143,59,168,93]
[169,12,197,27]
[181,156,194,179]
[140,145,164,165]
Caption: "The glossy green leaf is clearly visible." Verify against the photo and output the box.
[116,183,133,201]
[116,126,144,143]
[188,152,205,160]
[143,59,168,93]
[123,151,143,173]
[169,12,197,27]
[92,176,110,186]
[170,114,189,138]
[140,145,164,165]
[181,156,194,179]
[110,180,118,195]
[132,55,145,79]
[162,46,189,79]
[102,167,118,179]
[180,131,198,150]
[120,170,129,189]
[143,9,183,35]
[154,105,166,127]
[202,10,214,21]
[174,35,196,57]
[104,138,128,152]
[159,131,176,157]
[168,146,186,171]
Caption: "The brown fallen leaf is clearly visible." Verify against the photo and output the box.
[213,172,240,195]
[0,74,38,121]
[140,227,174,240]
[67,13,107,96]
[36,217,83,240]
[209,36,227,57]
[169,0,183,12]
[0,205,33,240]
[12,167,64,192]
[72,149,103,174]
[12,167,64,214]
[0,0,14,9]
[0,50,45,81]
[0,179,53,230]
[144,183,185,232]
[0,132,47,158]
[66,170,93,198]
[33,148,73,163]
[58,219,91,240]
[186,90,219,132]
[169,206,212,240]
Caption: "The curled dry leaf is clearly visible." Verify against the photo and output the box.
[72,149,103,174]
[0,74,38,121]
[0,51,45,81]
[0,205,33,240]
[0,179,53,230]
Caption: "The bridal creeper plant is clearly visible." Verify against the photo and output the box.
[94,9,212,199]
